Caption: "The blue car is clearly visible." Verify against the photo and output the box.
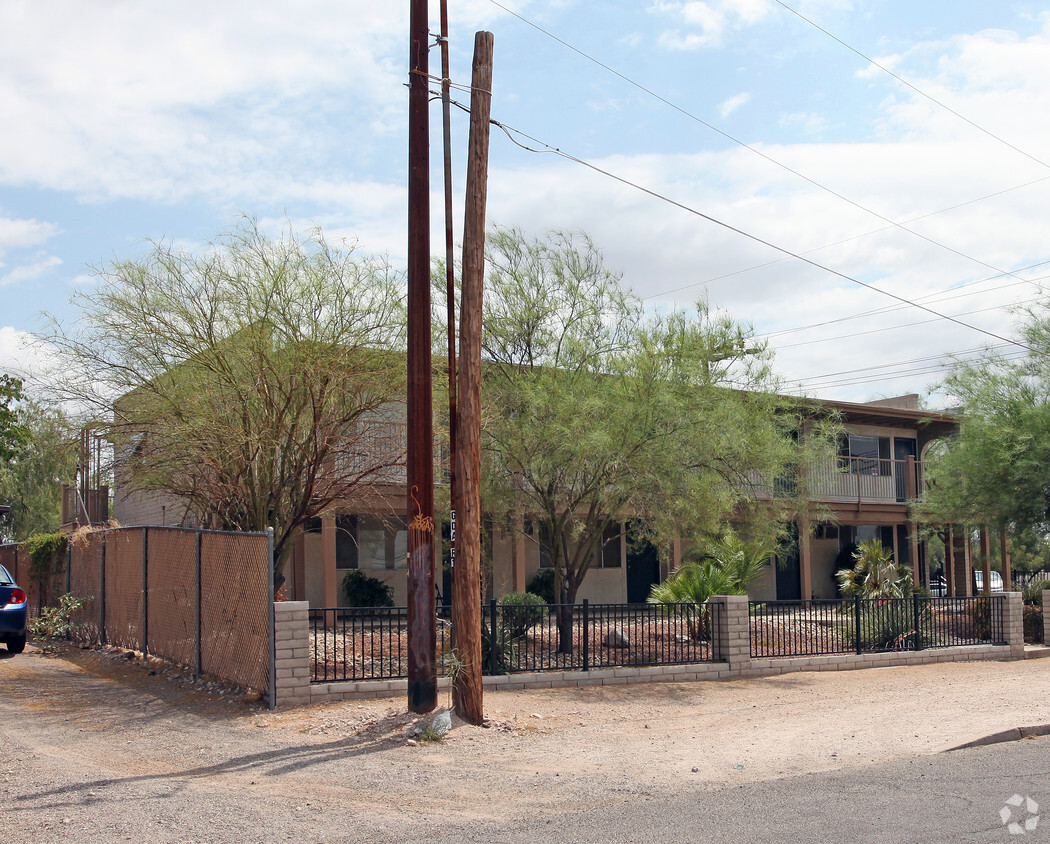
[0,564,28,654]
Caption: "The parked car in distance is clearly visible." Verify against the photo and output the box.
[973,570,1005,593]
[0,564,28,654]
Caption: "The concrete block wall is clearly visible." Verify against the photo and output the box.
[271,593,1028,708]
[1004,591,1024,659]
[272,601,311,708]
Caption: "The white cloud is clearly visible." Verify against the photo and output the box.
[718,92,751,118]
[0,217,58,264]
[653,0,774,50]
[0,255,62,288]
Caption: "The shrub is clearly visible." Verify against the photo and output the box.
[481,620,515,675]
[526,568,556,605]
[340,570,394,608]
[28,592,92,654]
[968,597,993,641]
[1021,579,1049,607]
[500,592,547,639]
[22,531,68,581]
[1023,606,1043,644]
[836,539,914,599]
[854,600,922,651]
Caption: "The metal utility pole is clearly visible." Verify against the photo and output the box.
[452,30,493,726]
[406,0,436,714]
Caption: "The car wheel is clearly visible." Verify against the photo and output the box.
[6,635,26,654]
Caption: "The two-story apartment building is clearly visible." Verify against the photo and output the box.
[115,392,961,608]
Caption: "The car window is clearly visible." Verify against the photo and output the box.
[0,565,12,585]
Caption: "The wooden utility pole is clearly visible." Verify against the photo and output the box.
[452,31,494,726]
[406,0,436,714]
[439,0,458,583]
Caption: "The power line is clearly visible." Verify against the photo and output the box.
[645,177,1050,302]
[485,0,1044,292]
[758,264,1050,342]
[491,118,1034,354]
[773,0,1050,170]
[773,295,1043,351]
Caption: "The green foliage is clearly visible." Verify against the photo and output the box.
[857,601,923,651]
[474,226,837,646]
[21,531,68,581]
[836,539,914,599]
[500,591,547,639]
[0,398,77,541]
[28,592,92,654]
[1021,578,1049,606]
[526,568,555,605]
[45,219,407,589]
[922,302,1050,533]
[0,373,29,464]
[481,618,515,675]
[647,534,771,641]
[968,597,994,641]
[649,533,771,605]
[340,570,394,608]
[1023,605,1043,644]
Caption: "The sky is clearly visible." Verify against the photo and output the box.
[2,0,1050,406]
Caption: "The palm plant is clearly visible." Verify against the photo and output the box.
[836,539,912,599]
[648,532,771,639]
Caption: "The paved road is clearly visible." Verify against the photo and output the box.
[406,739,1048,844]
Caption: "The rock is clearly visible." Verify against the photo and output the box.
[430,709,452,737]
[603,628,630,649]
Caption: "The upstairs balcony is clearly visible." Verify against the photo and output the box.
[748,456,925,506]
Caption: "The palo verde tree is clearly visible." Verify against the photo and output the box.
[44,220,407,588]
[478,227,835,651]
[921,302,1050,541]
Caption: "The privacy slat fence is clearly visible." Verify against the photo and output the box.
[0,526,273,700]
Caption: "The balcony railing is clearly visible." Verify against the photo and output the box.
[747,456,925,504]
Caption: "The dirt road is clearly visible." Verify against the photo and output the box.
[1,645,1047,842]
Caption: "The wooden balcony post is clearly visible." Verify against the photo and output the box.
[321,515,338,607]
[945,524,956,597]
[798,515,813,601]
[1000,528,1013,591]
[979,525,992,596]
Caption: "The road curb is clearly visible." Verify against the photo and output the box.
[947,724,1050,751]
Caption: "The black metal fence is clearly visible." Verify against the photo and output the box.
[309,600,725,683]
[750,595,1007,658]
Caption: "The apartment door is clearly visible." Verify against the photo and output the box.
[626,529,660,604]
[776,524,802,601]
[894,437,917,502]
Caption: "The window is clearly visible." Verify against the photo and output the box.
[839,434,891,476]
[596,522,622,568]
[335,515,358,569]
[353,515,408,570]
[814,523,839,540]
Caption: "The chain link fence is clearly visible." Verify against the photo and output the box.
[1,526,273,702]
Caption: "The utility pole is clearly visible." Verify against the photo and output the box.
[452,30,493,726]
[406,0,436,714]
[439,0,457,588]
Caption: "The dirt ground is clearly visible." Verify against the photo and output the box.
[1,644,1048,841]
